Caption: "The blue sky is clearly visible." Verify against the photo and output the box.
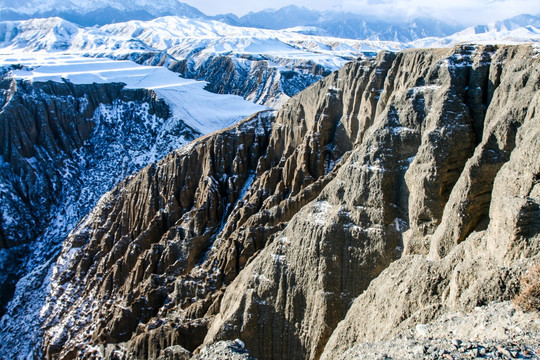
[182,0,540,25]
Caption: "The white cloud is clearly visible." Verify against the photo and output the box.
[183,0,540,25]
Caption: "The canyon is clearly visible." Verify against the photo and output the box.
[11,43,537,359]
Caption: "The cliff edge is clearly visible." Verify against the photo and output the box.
[41,44,539,359]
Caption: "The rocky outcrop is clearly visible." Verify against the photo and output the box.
[0,79,171,248]
[204,45,539,359]
[40,47,400,360]
[326,301,540,359]
[41,113,273,359]
[40,44,539,360]
[192,340,255,360]
[0,78,200,358]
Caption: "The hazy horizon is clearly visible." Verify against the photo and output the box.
[183,0,540,26]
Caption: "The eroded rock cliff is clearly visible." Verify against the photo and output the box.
[41,44,539,360]
[0,78,199,358]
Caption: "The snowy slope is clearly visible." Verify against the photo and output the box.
[0,0,205,26]
[411,15,540,47]
[0,15,537,108]
[1,0,203,16]
[0,17,405,61]
[228,5,463,42]
[4,54,266,133]
[0,17,406,107]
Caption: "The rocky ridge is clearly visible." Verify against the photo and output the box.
[40,47,397,359]
[40,44,540,359]
[0,78,202,358]
[112,50,330,108]
[41,111,274,359]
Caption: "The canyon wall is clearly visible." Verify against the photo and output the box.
[39,44,539,359]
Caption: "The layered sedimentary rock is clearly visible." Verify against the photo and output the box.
[40,48,394,359]
[40,113,273,359]
[41,44,539,360]
[322,48,540,357]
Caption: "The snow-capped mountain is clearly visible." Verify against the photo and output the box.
[411,14,540,47]
[0,0,205,26]
[0,1,462,42]
[1,0,538,45]
[1,14,537,109]
[219,5,322,30]
[216,5,464,42]
[0,17,405,107]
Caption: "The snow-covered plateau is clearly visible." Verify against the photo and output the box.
[2,54,267,133]
[0,16,406,107]
[1,15,538,105]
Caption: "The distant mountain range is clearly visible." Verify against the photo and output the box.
[411,13,540,47]
[0,0,205,26]
[0,1,466,42]
[0,16,408,108]
[0,12,538,110]
[1,1,539,43]
[214,5,464,42]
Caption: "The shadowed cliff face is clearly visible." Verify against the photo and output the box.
[41,113,275,359]
[41,45,539,360]
[0,79,200,358]
[0,79,173,250]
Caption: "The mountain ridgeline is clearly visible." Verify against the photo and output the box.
[0,0,205,26]
[112,50,330,108]
[39,44,539,359]
[2,13,540,110]
[0,1,463,41]
[0,16,370,108]
[218,5,462,42]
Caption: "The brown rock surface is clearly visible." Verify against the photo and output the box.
[41,44,540,360]
[321,45,540,358]
[41,112,273,359]
[205,45,540,360]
